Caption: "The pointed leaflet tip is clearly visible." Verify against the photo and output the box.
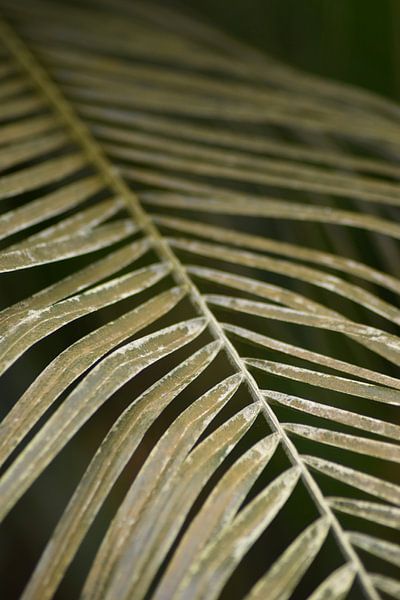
[240,402,261,423]
[308,563,356,600]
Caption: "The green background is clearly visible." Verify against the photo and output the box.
[187,0,400,101]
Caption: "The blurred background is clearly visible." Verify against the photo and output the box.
[188,0,400,101]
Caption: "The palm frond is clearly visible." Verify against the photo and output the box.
[0,1,399,599]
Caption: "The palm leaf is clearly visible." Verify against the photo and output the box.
[0,1,399,599]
